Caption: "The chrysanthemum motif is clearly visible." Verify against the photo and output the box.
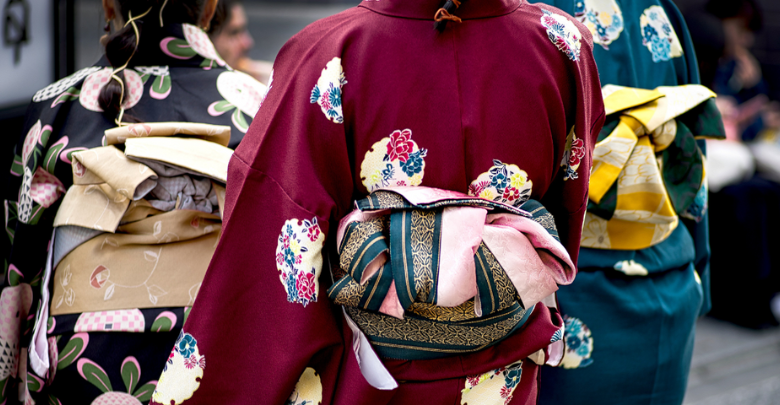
[310,57,347,123]
[152,331,206,405]
[468,160,533,207]
[275,217,325,307]
[541,9,582,61]
[575,0,624,49]
[560,316,594,369]
[639,6,682,62]
[360,129,428,192]
[461,361,524,405]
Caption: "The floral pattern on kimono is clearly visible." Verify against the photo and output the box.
[560,127,585,181]
[360,129,428,192]
[461,361,523,405]
[72,356,157,404]
[639,6,683,62]
[275,217,325,307]
[468,160,532,206]
[286,367,323,405]
[310,57,347,124]
[559,316,593,369]
[79,67,145,112]
[152,331,205,405]
[574,0,624,49]
[161,24,227,69]
[541,9,582,62]
[136,66,173,100]
[208,70,267,133]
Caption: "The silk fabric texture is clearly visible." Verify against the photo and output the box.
[149,0,606,404]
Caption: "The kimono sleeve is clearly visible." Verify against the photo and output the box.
[541,25,605,266]
[150,32,355,404]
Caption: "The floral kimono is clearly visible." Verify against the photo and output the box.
[150,1,604,404]
[1,24,265,405]
[530,0,724,403]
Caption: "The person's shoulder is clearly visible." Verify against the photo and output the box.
[511,1,595,57]
[29,65,105,105]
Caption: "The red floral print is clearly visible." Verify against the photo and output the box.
[502,187,521,203]
[500,386,513,399]
[568,138,586,167]
[296,271,316,301]
[386,129,415,162]
[184,355,199,369]
[307,225,321,242]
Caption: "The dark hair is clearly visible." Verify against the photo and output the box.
[99,0,208,121]
[208,0,240,37]
[434,0,467,32]
[705,0,763,32]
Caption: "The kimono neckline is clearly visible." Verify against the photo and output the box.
[358,0,522,21]
[93,23,226,69]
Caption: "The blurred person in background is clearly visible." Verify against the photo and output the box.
[531,0,726,403]
[689,0,780,330]
[0,0,265,402]
[209,0,273,84]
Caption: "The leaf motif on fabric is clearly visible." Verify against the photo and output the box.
[77,358,113,392]
[121,356,141,394]
[104,284,116,301]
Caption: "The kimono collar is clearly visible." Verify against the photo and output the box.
[95,23,227,69]
[358,0,522,21]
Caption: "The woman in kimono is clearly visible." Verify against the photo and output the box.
[0,0,265,402]
[531,0,724,403]
[150,1,604,404]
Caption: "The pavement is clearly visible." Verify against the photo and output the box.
[74,2,780,404]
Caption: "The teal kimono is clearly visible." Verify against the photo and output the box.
[531,0,714,403]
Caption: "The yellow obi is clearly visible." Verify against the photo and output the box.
[581,85,721,250]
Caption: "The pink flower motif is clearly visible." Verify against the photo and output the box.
[568,138,586,167]
[276,252,285,266]
[466,376,480,386]
[396,180,407,186]
[500,386,513,399]
[296,271,316,302]
[199,355,206,369]
[321,91,332,112]
[386,129,415,162]
[468,180,490,197]
[307,225,321,242]
[184,354,199,369]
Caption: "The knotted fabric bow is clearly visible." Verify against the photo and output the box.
[329,187,575,359]
[582,85,726,250]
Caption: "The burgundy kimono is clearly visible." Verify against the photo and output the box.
[150,1,604,403]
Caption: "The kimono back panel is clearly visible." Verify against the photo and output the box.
[151,1,605,404]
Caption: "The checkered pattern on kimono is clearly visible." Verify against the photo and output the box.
[80,69,112,107]
[135,66,169,76]
[29,169,66,208]
[74,310,145,332]
[32,67,102,102]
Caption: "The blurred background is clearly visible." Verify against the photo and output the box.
[2,0,780,403]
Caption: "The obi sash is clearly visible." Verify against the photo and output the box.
[329,187,575,360]
[582,85,726,250]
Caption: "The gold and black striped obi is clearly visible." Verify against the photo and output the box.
[329,187,571,360]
